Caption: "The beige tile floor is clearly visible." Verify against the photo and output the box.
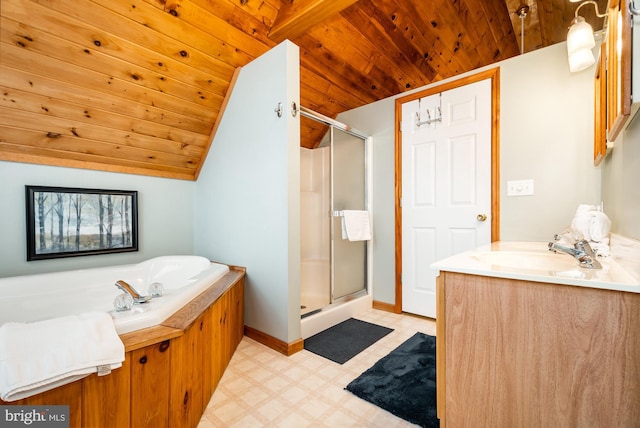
[198,308,437,428]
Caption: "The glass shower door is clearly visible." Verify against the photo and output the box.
[331,127,367,301]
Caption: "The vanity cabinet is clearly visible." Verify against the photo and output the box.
[0,267,245,428]
[436,271,640,427]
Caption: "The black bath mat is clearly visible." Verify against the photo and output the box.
[345,332,438,428]
[303,318,393,364]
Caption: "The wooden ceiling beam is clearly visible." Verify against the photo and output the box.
[269,0,360,42]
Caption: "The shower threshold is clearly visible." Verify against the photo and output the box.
[300,291,372,339]
[300,289,368,319]
[301,308,322,319]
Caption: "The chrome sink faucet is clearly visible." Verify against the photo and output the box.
[548,235,602,269]
[115,280,152,304]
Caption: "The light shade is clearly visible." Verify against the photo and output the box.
[567,17,595,54]
[567,16,596,72]
[568,47,596,72]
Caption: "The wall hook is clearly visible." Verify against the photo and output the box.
[275,102,283,118]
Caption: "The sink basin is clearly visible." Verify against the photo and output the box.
[432,240,640,293]
[474,251,579,271]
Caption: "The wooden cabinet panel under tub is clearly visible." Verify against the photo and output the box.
[83,356,131,427]
[170,313,206,428]
[0,266,246,428]
[131,341,172,428]
[3,380,83,427]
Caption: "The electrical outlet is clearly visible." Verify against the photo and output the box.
[507,179,534,196]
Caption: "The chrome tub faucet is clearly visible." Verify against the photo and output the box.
[115,280,152,304]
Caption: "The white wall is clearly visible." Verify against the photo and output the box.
[602,114,640,240]
[195,41,301,344]
[339,42,601,305]
[0,161,195,277]
[499,44,600,239]
[601,15,640,240]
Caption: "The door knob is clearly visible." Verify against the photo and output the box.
[477,213,487,222]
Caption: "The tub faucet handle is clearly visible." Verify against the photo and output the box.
[114,293,134,311]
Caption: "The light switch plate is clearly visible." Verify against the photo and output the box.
[507,179,534,196]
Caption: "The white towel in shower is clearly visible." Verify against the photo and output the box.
[0,311,124,402]
[341,210,372,241]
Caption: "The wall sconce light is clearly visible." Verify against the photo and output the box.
[567,0,607,72]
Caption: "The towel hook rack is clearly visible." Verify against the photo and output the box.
[416,93,443,127]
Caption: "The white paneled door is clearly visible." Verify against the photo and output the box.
[401,79,492,318]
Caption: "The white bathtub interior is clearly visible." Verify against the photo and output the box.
[0,256,229,335]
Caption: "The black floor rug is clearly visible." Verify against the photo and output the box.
[303,318,393,364]
[345,332,438,428]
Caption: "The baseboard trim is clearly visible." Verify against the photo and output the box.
[372,300,398,313]
[244,325,304,356]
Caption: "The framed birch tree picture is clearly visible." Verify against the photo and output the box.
[25,186,138,261]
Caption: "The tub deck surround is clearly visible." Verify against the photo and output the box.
[0,255,230,334]
[118,265,245,351]
[0,266,246,428]
[434,238,640,427]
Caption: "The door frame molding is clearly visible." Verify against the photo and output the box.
[393,68,501,314]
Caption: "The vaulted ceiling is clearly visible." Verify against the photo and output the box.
[0,0,608,180]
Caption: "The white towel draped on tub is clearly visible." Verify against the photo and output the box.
[341,210,372,241]
[0,311,124,402]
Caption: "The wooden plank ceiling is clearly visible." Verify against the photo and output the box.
[0,0,608,180]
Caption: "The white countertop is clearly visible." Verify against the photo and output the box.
[431,238,640,293]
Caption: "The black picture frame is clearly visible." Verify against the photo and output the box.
[26,186,138,261]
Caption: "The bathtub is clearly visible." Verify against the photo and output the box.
[0,256,229,334]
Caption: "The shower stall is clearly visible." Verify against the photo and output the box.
[299,108,372,338]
